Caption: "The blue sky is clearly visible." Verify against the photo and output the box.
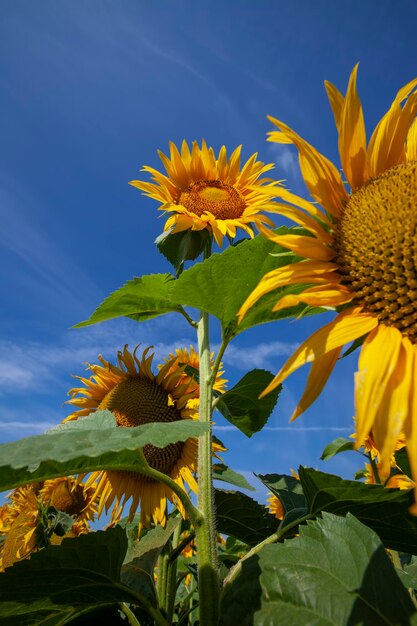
[1,0,417,499]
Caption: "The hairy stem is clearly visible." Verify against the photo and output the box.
[196,307,220,625]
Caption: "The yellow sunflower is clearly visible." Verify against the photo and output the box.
[238,66,417,506]
[129,140,280,246]
[159,345,227,409]
[266,493,284,521]
[65,345,224,527]
[0,478,96,570]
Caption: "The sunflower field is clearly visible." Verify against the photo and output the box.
[1,67,417,626]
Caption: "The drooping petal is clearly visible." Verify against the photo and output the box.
[268,116,348,217]
[354,325,402,449]
[290,347,342,421]
[260,308,378,397]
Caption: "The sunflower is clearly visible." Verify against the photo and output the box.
[266,493,284,521]
[238,66,417,506]
[159,345,227,409]
[129,140,280,246]
[65,345,224,527]
[0,478,96,570]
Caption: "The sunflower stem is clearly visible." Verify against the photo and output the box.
[119,602,141,626]
[164,520,182,623]
[195,241,220,625]
[139,466,202,529]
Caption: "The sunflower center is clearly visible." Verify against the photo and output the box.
[98,377,184,474]
[335,161,417,340]
[179,180,246,219]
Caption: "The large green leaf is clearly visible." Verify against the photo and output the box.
[221,513,416,626]
[73,273,185,327]
[0,410,208,491]
[299,467,417,554]
[213,464,255,491]
[0,527,146,625]
[173,228,315,337]
[216,369,281,437]
[215,489,279,546]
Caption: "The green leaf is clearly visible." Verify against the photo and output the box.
[299,467,417,554]
[73,273,184,327]
[0,410,208,491]
[397,558,417,590]
[320,437,355,461]
[215,369,281,437]
[213,464,255,491]
[221,512,416,626]
[121,517,180,603]
[173,228,318,337]
[396,447,412,478]
[215,489,279,546]
[155,228,210,274]
[0,527,149,624]
[255,473,306,513]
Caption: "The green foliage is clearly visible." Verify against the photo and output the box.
[213,464,255,491]
[220,513,416,626]
[214,490,279,546]
[73,273,184,327]
[396,447,412,478]
[0,410,208,491]
[155,228,211,275]
[0,527,145,625]
[173,228,310,338]
[215,369,281,437]
[255,473,306,514]
[299,467,417,553]
[320,437,355,461]
[121,518,181,604]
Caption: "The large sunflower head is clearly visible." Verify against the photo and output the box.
[65,345,224,527]
[129,140,280,246]
[0,478,96,570]
[238,66,417,506]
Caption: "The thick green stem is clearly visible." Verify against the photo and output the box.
[196,305,220,625]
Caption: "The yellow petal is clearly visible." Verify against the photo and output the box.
[354,325,402,449]
[367,78,417,177]
[372,336,413,473]
[325,80,344,130]
[263,233,335,261]
[272,284,353,312]
[268,115,348,216]
[260,308,378,397]
[407,117,417,161]
[290,347,342,421]
[338,64,368,189]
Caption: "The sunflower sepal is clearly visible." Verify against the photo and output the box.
[155,227,211,276]
[320,437,355,461]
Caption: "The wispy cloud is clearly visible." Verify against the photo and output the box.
[0,316,194,395]
[221,340,298,370]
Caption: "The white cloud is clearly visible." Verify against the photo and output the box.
[222,341,298,370]
[0,317,194,395]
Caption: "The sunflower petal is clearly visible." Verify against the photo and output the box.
[260,308,378,397]
[290,347,342,421]
[338,64,368,189]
